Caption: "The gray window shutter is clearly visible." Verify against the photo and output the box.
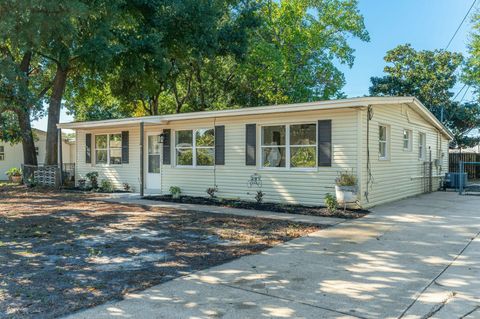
[245,124,256,166]
[318,120,332,167]
[163,129,171,165]
[121,131,129,164]
[215,125,225,165]
[86,133,92,164]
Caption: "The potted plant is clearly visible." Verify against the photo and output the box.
[335,170,357,205]
[6,167,22,183]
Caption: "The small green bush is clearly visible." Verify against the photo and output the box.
[85,172,99,189]
[169,186,182,199]
[123,183,131,192]
[5,167,22,177]
[324,193,338,213]
[335,170,357,186]
[100,179,114,193]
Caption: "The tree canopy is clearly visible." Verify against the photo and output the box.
[369,43,480,148]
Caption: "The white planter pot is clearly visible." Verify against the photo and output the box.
[335,185,357,204]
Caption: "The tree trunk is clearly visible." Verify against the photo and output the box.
[45,65,68,165]
[16,108,38,166]
[16,51,37,165]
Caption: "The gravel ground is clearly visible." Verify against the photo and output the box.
[0,184,321,319]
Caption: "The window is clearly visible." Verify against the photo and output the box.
[403,129,412,151]
[175,128,214,166]
[261,123,317,169]
[35,147,39,156]
[418,132,426,160]
[0,146,4,161]
[379,125,388,160]
[95,134,122,165]
[109,134,122,165]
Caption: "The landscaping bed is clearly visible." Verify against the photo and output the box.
[144,194,369,219]
[0,184,320,318]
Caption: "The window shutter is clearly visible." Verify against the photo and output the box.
[85,133,92,164]
[215,125,225,165]
[121,131,129,164]
[163,129,171,165]
[245,124,256,166]
[318,120,332,167]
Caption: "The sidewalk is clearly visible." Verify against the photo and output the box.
[103,194,347,226]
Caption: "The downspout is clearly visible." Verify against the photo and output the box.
[140,122,145,197]
[57,128,63,187]
[364,105,374,203]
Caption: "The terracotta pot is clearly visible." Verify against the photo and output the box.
[11,175,22,184]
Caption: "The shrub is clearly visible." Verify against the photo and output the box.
[255,190,265,203]
[123,183,131,192]
[169,186,182,199]
[324,193,338,213]
[85,172,99,189]
[206,186,218,198]
[5,167,22,177]
[335,170,357,186]
[100,179,114,193]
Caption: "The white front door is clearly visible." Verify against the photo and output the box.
[146,133,162,190]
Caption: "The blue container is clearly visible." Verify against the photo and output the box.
[445,172,468,188]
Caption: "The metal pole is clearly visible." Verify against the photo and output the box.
[459,161,464,195]
[57,128,63,187]
[140,122,144,197]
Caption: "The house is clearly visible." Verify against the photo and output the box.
[57,97,452,208]
[0,129,76,180]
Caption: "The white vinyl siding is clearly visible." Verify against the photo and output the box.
[360,104,450,207]
[159,109,355,206]
[73,103,451,208]
[76,128,140,192]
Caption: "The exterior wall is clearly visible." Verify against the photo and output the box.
[0,131,74,180]
[360,104,450,208]
[75,127,142,192]
[156,109,359,206]
[74,104,451,208]
[75,108,360,206]
[0,141,24,180]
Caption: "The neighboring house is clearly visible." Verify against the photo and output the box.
[58,97,452,208]
[0,129,76,180]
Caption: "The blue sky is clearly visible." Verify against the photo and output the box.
[32,0,476,131]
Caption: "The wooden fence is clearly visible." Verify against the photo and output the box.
[449,153,480,179]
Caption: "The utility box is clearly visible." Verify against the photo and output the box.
[444,172,467,188]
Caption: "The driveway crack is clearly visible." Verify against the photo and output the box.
[398,230,480,319]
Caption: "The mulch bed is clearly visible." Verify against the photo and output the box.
[0,184,320,319]
[144,195,369,219]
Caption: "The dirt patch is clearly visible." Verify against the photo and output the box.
[144,194,369,219]
[0,185,321,318]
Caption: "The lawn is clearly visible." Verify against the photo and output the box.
[0,185,321,318]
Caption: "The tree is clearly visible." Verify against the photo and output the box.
[445,102,480,148]
[370,44,463,118]
[231,0,369,107]
[370,44,480,148]
[0,1,62,165]
[96,0,260,116]
[40,0,123,165]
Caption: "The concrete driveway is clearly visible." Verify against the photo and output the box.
[65,192,480,319]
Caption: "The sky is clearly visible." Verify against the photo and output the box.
[32,0,477,131]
